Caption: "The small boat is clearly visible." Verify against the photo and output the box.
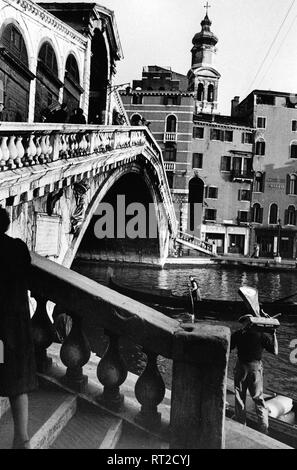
[226,378,297,448]
[109,276,297,317]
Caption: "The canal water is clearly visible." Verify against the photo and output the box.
[73,260,297,400]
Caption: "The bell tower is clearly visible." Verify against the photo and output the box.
[188,3,221,114]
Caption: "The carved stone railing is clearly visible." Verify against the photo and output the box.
[29,252,230,449]
[0,123,177,235]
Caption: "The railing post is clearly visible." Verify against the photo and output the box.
[170,323,230,449]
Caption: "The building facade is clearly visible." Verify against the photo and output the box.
[234,90,297,258]
[0,0,125,124]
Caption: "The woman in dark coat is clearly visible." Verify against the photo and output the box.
[0,208,37,449]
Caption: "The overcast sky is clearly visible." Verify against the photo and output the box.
[101,0,297,115]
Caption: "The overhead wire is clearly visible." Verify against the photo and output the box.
[258,10,297,87]
[245,0,296,94]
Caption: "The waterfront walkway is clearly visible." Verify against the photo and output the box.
[165,254,297,270]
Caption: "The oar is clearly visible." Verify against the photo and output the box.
[188,285,195,324]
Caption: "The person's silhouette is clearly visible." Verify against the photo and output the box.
[0,208,37,448]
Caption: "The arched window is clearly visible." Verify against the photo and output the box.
[290,142,297,159]
[1,23,28,66]
[290,174,297,195]
[254,172,265,192]
[197,83,204,101]
[255,139,266,156]
[207,84,214,102]
[269,203,278,224]
[252,203,263,223]
[166,115,177,133]
[65,54,80,84]
[130,113,142,126]
[285,205,296,225]
[38,42,58,77]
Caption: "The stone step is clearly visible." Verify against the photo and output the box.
[116,422,169,449]
[51,399,123,449]
[0,388,73,449]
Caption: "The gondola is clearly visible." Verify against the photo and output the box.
[109,276,297,317]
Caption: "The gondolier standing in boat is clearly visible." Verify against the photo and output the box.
[231,314,278,434]
[188,276,201,317]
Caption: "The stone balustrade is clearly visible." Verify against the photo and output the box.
[0,124,150,171]
[29,252,230,449]
[0,123,177,236]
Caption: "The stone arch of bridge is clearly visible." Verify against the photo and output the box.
[64,159,171,266]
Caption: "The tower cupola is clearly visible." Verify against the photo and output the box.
[188,3,221,115]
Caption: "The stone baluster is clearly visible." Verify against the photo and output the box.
[60,313,91,392]
[0,136,10,170]
[28,134,37,164]
[170,323,230,449]
[97,331,128,410]
[35,135,42,164]
[40,135,48,163]
[31,295,56,373]
[85,133,90,154]
[93,132,100,153]
[69,134,75,157]
[73,133,79,156]
[15,135,25,167]
[134,351,165,429]
[46,135,53,161]
[7,135,18,169]
[60,134,67,159]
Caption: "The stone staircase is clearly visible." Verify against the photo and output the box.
[0,347,292,450]
[0,375,165,450]
[176,231,216,256]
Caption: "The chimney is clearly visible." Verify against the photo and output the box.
[231,96,240,116]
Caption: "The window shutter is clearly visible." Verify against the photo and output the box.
[205,186,208,198]
[163,96,168,105]
[237,211,241,224]
[241,133,245,144]
[238,190,241,200]
[284,209,289,225]
[295,210,297,226]
[259,207,263,223]
[286,174,291,194]
[176,95,181,105]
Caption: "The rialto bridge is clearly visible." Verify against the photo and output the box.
[0,123,178,266]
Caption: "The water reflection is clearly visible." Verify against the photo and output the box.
[73,261,297,302]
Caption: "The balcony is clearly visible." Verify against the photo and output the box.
[231,169,253,182]
[163,132,177,143]
[164,162,176,171]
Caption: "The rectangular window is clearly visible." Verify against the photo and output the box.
[238,189,251,201]
[166,172,174,189]
[238,211,249,223]
[292,120,297,132]
[132,95,143,105]
[192,153,203,168]
[193,127,204,139]
[242,132,253,144]
[225,130,233,142]
[164,144,176,161]
[207,187,218,199]
[210,128,222,141]
[221,156,231,171]
[210,128,233,142]
[257,117,266,129]
[204,209,217,221]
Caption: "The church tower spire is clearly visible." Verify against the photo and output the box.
[188,4,221,114]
